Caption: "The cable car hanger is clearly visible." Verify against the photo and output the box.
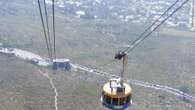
[101,52,132,110]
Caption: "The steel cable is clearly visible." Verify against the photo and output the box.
[37,0,52,59]
[123,0,189,53]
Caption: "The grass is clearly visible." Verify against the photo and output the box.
[79,81,98,97]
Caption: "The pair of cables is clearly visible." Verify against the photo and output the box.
[122,0,189,54]
[98,0,189,68]
[37,0,56,61]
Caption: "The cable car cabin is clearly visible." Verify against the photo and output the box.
[52,59,71,71]
[101,78,132,110]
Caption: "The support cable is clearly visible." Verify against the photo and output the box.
[123,0,179,52]
[52,0,57,60]
[43,0,53,60]
[94,0,183,68]
[37,0,52,59]
[123,0,189,54]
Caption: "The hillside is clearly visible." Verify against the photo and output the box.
[0,0,195,110]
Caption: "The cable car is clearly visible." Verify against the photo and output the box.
[101,52,132,110]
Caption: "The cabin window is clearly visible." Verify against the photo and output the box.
[119,97,126,105]
[105,95,111,104]
[112,98,118,105]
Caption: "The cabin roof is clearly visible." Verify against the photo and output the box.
[53,58,70,62]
